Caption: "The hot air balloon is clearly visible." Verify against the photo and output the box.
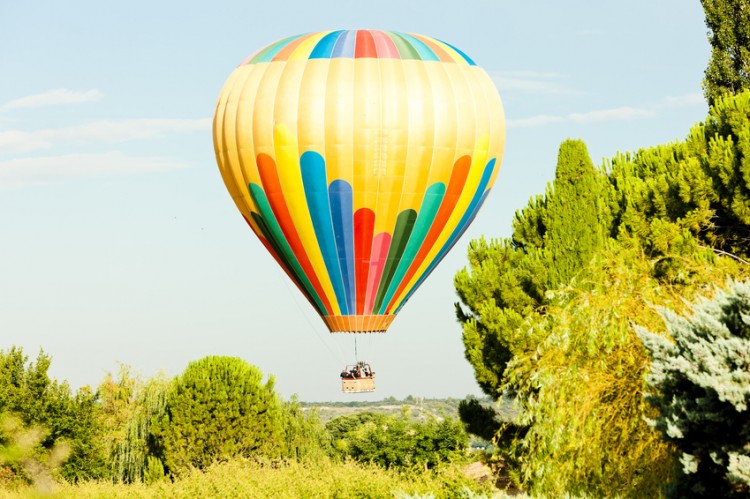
[213,31,505,388]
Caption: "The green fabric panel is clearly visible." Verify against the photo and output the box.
[372,209,417,312]
[387,32,422,60]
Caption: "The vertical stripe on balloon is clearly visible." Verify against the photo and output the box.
[394,33,440,61]
[370,30,400,58]
[437,39,477,65]
[272,34,312,62]
[372,209,417,312]
[365,233,391,313]
[329,179,355,314]
[331,30,357,58]
[355,31,377,58]
[300,151,350,315]
[246,34,303,64]
[354,208,375,314]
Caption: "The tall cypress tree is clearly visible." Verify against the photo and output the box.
[542,139,612,287]
[702,0,750,105]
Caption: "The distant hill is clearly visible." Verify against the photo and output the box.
[301,395,516,424]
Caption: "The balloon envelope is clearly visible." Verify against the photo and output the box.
[213,30,505,333]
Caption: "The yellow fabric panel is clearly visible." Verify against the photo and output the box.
[251,62,285,159]
[297,59,328,161]
[271,62,340,312]
[444,63,478,161]
[213,66,249,209]
[273,123,341,314]
[324,59,355,186]
[352,58,381,215]
[371,59,409,236]
[420,63,458,190]
[232,64,272,208]
[397,60,434,214]
[217,64,266,227]
[476,67,506,187]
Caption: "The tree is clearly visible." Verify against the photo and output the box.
[0,347,107,482]
[0,413,71,492]
[702,0,750,105]
[279,396,331,461]
[154,356,282,474]
[639,280,750,498]
[541,139,613,286]
[98,367,170,483]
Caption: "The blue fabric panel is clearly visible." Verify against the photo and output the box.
[329,180,355,312]
[300,151,349,314]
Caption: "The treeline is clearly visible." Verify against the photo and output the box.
[455,52,750,499]
[0,349,488,496]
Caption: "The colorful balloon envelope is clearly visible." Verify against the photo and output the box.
[213,30,505,333]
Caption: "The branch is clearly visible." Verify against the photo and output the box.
[701,246,750,266]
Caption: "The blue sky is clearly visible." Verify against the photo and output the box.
[0,1,709,401]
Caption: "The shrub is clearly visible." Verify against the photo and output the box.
[639,279,750,498]
[153,356,282,474]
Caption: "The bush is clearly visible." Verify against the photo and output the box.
[639,279,750,498]
[153,356,282,474]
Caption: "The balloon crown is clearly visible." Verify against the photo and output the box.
[241,30,476,66]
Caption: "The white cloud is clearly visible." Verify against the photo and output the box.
[568,106,655,123]
[488,71,580,95]
[1,89,103,110]
[0,152,188,188]
[662,93,705,108]
[507,106,655,129]
[507,115,565,128]
[0,118,211,154]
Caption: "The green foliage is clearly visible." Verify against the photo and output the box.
[0,347,107,482]
[542,139,613,286]
[501,246,738,497]
[457,397,501,442]
[101,368,169,483]
[154,356,282,474]
[608,91,750,260]
[279,396,331,461]
[455,92,750,496]
[639,280,750,498]
[0,413,71,492]
[702,0,750,105]
[327,410,469,470]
